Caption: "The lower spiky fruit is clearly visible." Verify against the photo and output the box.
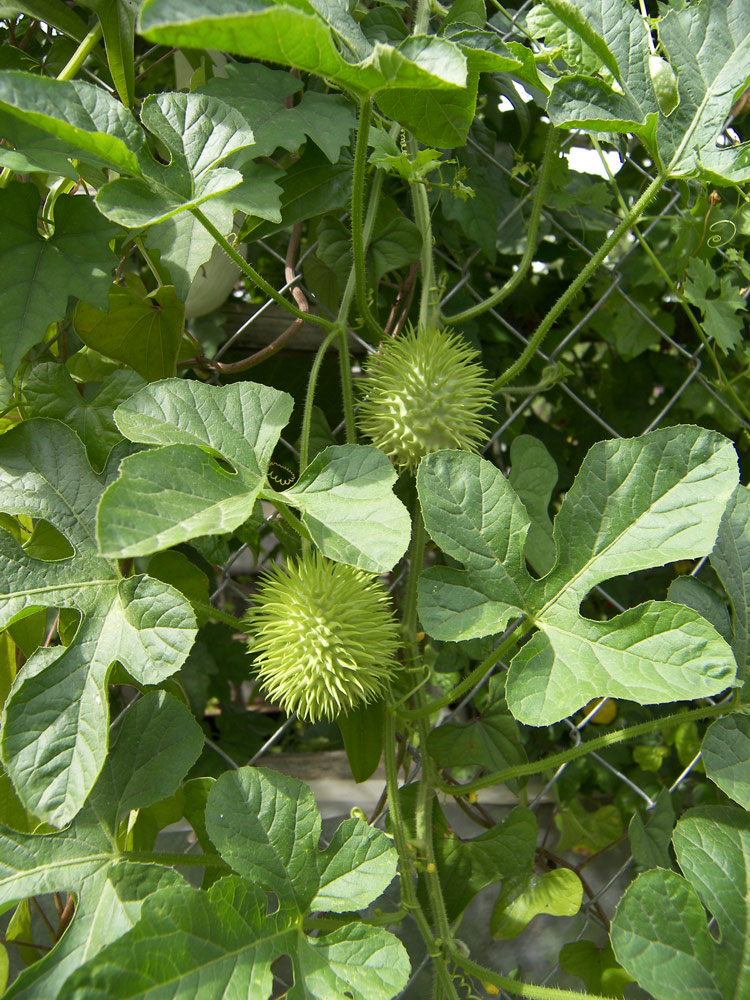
[245,552,400,722]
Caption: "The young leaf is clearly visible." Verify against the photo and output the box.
[702,714,750,811]
[611,805,750,1000]
[417,426,739,726]
[0,421,197,826]
[0,184,119,377]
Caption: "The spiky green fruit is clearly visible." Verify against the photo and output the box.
[356,325,494,470]
[245,552,400,722]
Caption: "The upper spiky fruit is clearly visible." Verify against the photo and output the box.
[356,325,493,470]
[245,552,400,722]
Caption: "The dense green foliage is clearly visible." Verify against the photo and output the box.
[0,0,749,997]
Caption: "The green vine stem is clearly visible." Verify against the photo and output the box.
[492,169,669,392]
[442,126,559,326]
[398,617,531,720]
[351,98,385,340]
[384,708,460,1000]
[299,327,340,471]
[337,326,357,444]
[409,135,440,329]
[189,206,335,333]
[190,602,246,631]
[437,700,739,797]
[446,943,618,1000]
[0,21,104,190]
[590,137,750,424]
[57,21,103,81]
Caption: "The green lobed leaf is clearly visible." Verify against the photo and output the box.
[711,484,750,692]
[702,714,750,810]
[206,767,398,915]
[97,379,294,557]
[540,0,750,181]
[0,184,119,378]
[0,420,197,826]
[64,876,410,1000]
[0,71,146,174]
[63,767,407,998]
[197,62,356,162]
[138,0,468,102]
[283,444,412,572]
[21,363,145,472]
[418,427,739,726]
[0,691,197,1000]
[611,805,750,999]
[96,91,257,228]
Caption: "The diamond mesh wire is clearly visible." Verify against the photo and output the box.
[193,40,748,1000]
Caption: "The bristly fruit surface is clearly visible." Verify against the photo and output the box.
[356,325,494,470]
[245,551,400,722]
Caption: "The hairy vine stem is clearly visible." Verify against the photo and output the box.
[351,98,386,340]
[189,206,335,333]
[492,169,670,392]
[442,125,559,326]
[437,700,739,797]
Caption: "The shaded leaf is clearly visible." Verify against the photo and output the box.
[711,484,750,692]
[0,184,118,377]
[702,714,750,810]
[73,278,185,382]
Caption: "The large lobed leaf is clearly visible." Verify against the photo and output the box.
[0,420,197,827]
[98,378,411,573]
[64,767,408,999]
[611,805,750,1000]
[0,692,202,1000]
[417,426,739,726]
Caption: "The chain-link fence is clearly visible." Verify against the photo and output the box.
[188,7,749,995]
